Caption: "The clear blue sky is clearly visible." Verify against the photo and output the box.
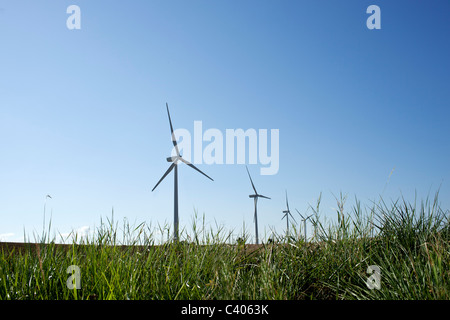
[1,1,449,243]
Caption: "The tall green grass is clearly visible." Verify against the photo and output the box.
[0,193,448,300]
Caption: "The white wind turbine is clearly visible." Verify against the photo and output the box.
[152,103,213,242]
[282,190,296,240]
[246,166,270,245]
[296,209,313,243]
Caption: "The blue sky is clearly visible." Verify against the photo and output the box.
[0,1,449,243]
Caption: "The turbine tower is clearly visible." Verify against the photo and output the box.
[296,209,313,243]
[152,103,213,242]
[246,166,270,245]
[282,190,296,240]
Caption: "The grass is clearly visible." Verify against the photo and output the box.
[0,192,449,300]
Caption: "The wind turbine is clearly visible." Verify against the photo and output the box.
[282,190,296,240]
[152,103,213,242]
[246,166,270,245]
[296,209,313,243]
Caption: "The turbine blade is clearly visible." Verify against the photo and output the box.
[285,190,289,211]
[166,103,180,157]
[306,213,314,220]
[151,163,176,192]
[179,157,214,181]
[245,165,258,194]
[289,213,297,224]
[258,194,271,200]
[296,208,305,220]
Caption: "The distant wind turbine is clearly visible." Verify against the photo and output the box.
[152,103,213,242]
[296,209,313,243]
[246,166,270,245]
[43,195,52,226]
[282,190,296,240]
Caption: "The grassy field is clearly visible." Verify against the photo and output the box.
[1,193,449,300]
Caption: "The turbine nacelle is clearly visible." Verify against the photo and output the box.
[166,156,180,163]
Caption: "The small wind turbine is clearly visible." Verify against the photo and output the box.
[43,194,52,223]
[42,194,52,239]
[296,209,313,243]
[282,190,296,240]
[152,103,213,242]
[246,166,270,245]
